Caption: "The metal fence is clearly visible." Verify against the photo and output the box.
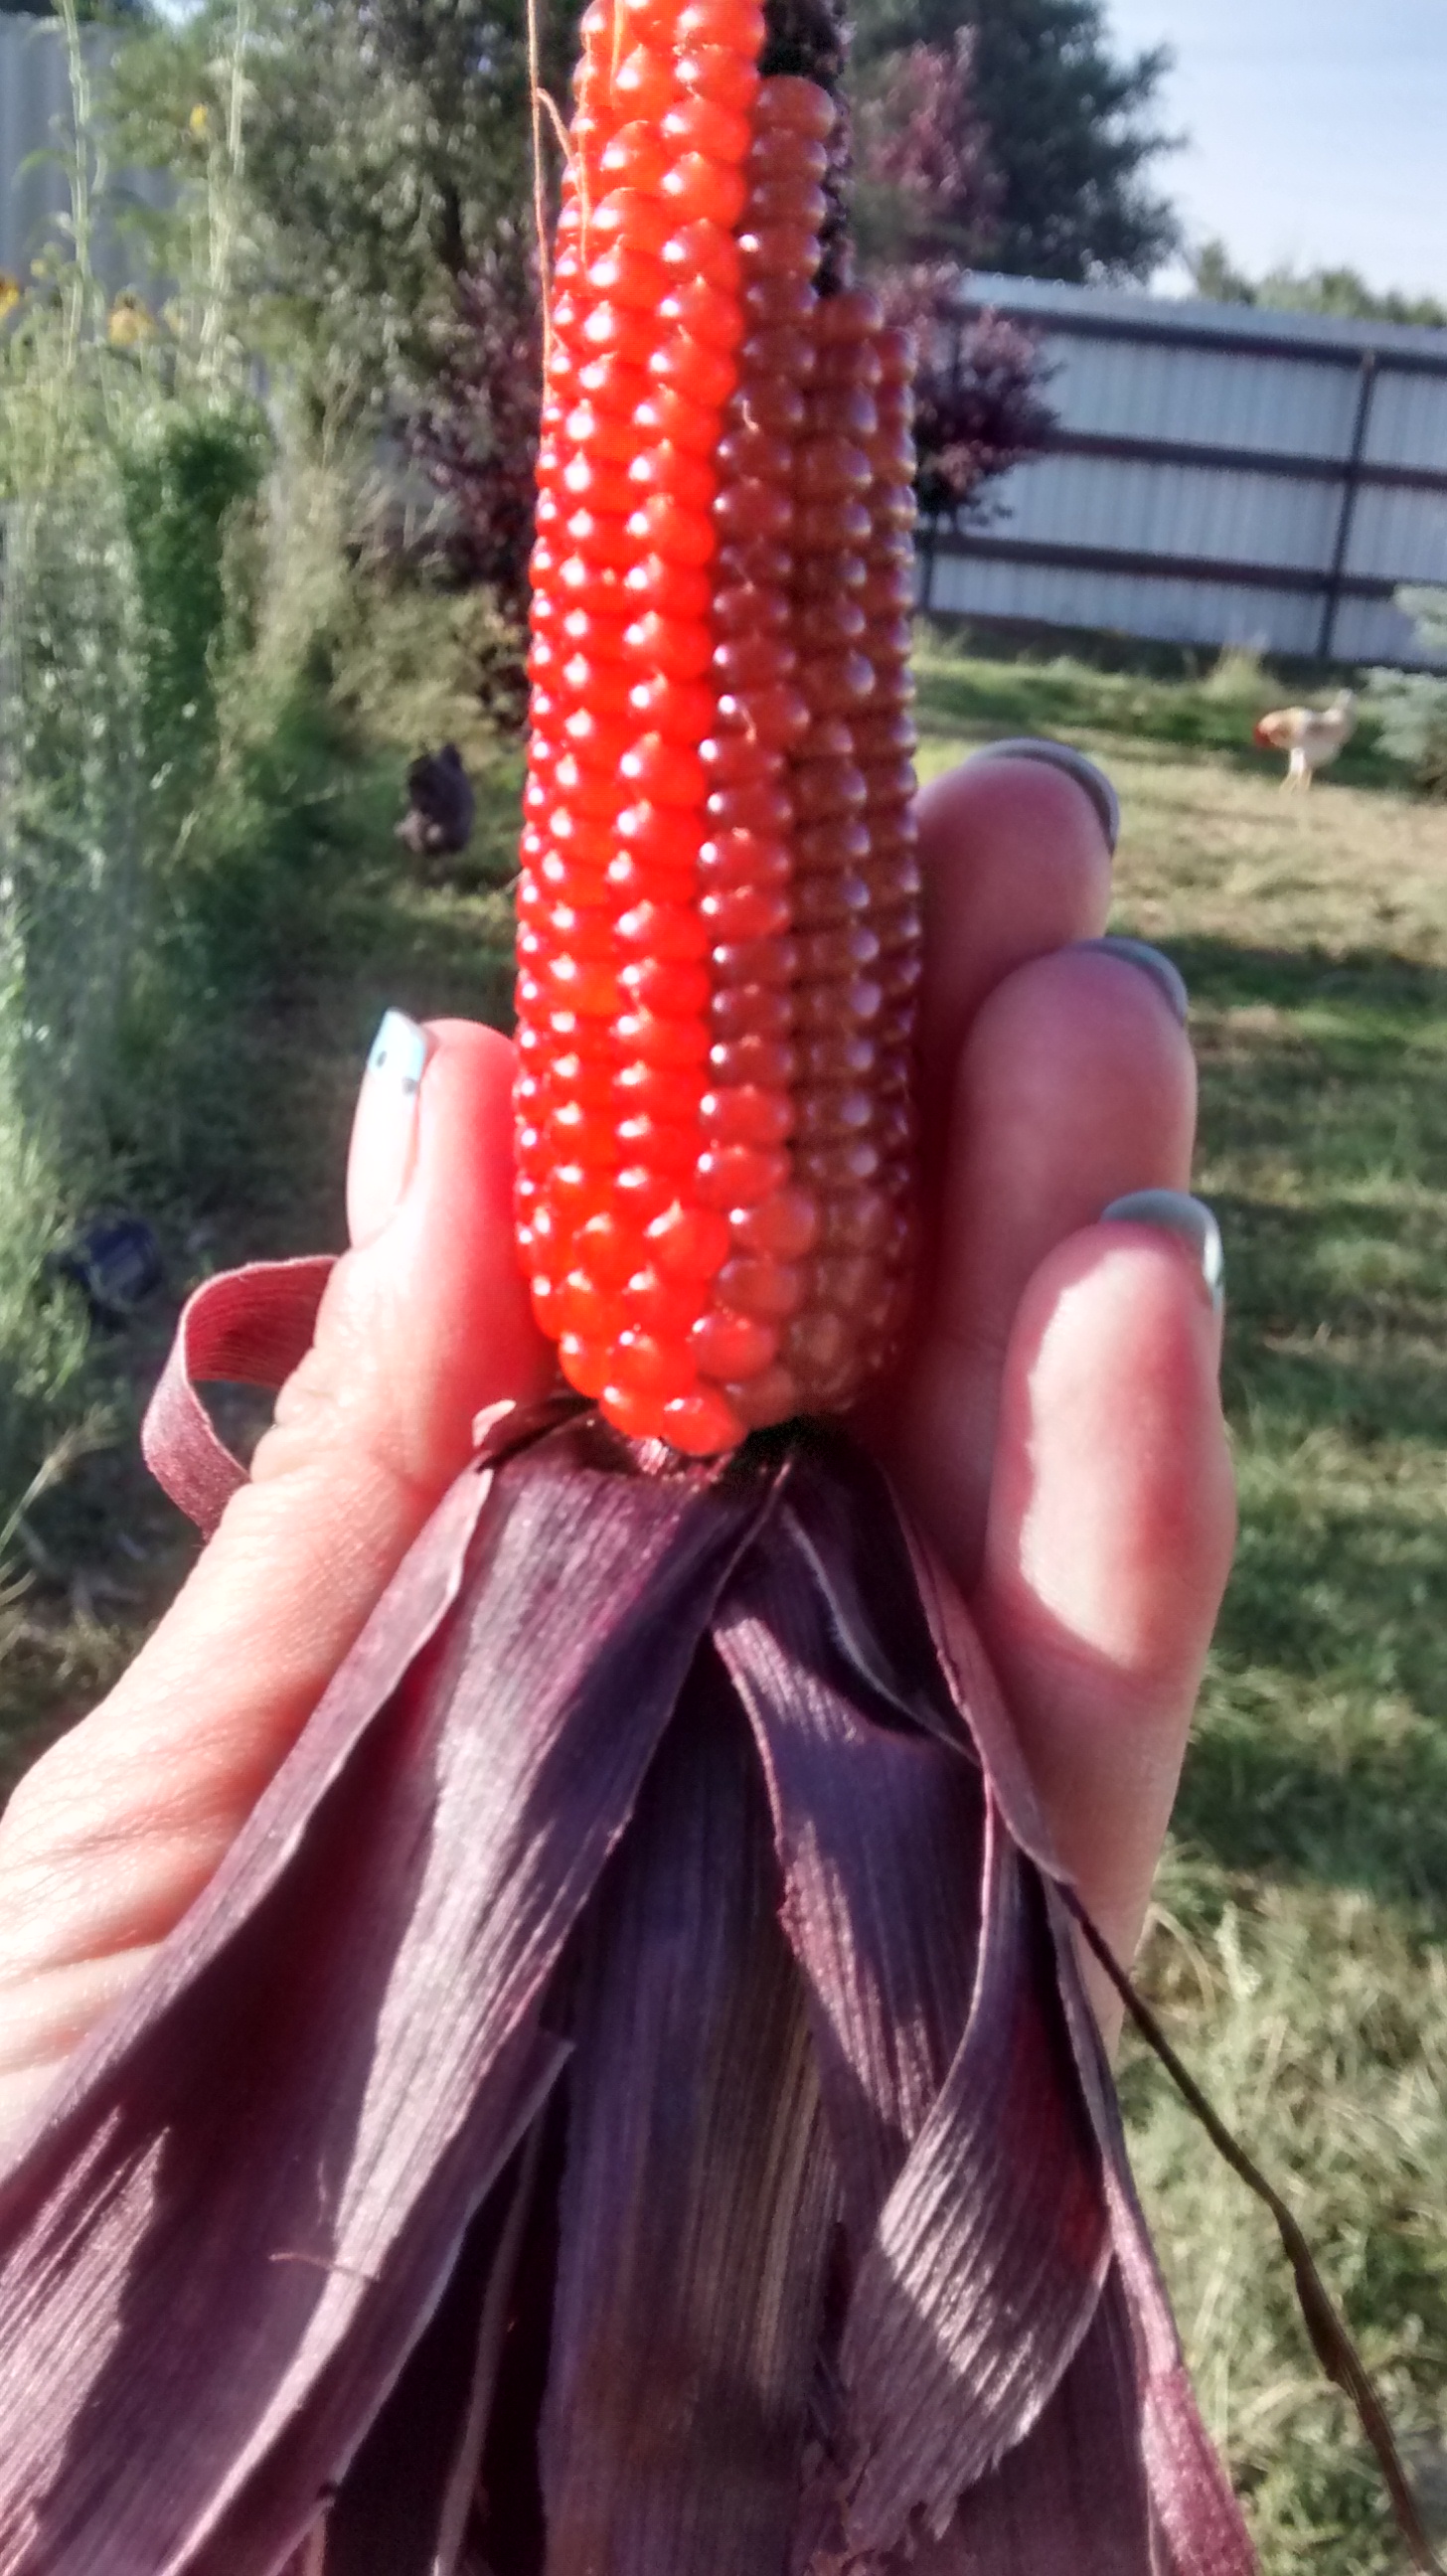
[928,272,1447,669]
[1,12,167,301]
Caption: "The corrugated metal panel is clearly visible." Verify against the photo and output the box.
[1,14,168,297]
[1367,369,1447,471]
[1333,592,1447,666]
[927,551,1327,656]
[1044,333,1361,459]
[990,452,1341,572]
[1347,484,1447,586]
[944,273,1447,666]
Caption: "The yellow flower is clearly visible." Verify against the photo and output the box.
[188,101,210,138]
[107,291,155,349]
[0,272,21,324]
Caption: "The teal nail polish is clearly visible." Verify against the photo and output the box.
[1076,937,1189,1025]
[367,1009,429,1097]
[1101,1190,1224,1311]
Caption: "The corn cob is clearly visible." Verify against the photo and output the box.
[515,0,919,1456]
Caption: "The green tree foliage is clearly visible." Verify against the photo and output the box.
[853,0,1180,283]
[111,0,580,414]
[1192,239,1447,331]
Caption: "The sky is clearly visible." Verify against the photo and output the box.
[1105,0,1447,300]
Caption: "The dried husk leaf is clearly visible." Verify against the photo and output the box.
[715,1507,1112,2560]
[0,1424,773,2575]
[541,1648,839,2575]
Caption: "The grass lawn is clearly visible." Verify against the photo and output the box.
[4,632,1445,2570]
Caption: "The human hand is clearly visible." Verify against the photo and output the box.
[0,746,1233,2149]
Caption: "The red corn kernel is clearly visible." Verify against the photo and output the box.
[716,1254,805,1317]
[560,1272,628,1341]
[614,46,675,117]
[677,0,764,50]
[753,74,835,135]
[576,354,651,414]
[660,153,749,228]
[693,1308,779,1381]
[646,1202,730,1279]
[620,955,711,1015]
[699,829,790,886]
[713,580,791,635]
[661,219,743,291]
[622,555,714,618]
[599,121,670,189]
[616,1010,711,1067]
[661,1386,746,1456]
[598,1383,670,1440]
[580,305,656,367]
[616,1061,707,1121]
[622,612,715,678]
[586,244,668,310]
[701,1085,793,1145]
[649,331,738,405]
[590,189,674,254]
[560,1330,611,1397]
[724,1363,800,1428]
[695,1144,789,1208]
[661,96,752,161]
[618,1114,700,1175]
[620,735,709,806]
[676,46,760,108]
[610,1328,698,1397]
[618,899,710,960]
[729,1188,821,1259]
[633,387,721,453]
[659,279,745,351]
[629,496,717,566]
[706,777,793,834]
[628,674,717,740]
[702,885,790,942]
[628,442,716,507]
[614,1164,679,1224]
[623,1264,706,1336]
[714,480,793,543]
[746,175,827,230]
[573,1212,637,1290]
[711,1037,796,1090]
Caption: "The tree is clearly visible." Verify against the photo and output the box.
[854,0,1180,284]
[855,34,1052,523]
[854,30,1000,269]
[1192,240,1447,331]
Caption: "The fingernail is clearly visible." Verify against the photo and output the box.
[969,737,1120,853]
[347,1011,433,1247]
[1100,1190,1224,1311]
[1075,936,1189,1025]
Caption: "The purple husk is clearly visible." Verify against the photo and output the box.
[0,1402,1262,2576]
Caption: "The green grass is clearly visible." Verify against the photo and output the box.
[2,627,1444,2568]
[914,644,1447,2572]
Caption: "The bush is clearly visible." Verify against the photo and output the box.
[1371,590,1447,798]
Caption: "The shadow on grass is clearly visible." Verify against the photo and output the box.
[1128,934,1447,1926]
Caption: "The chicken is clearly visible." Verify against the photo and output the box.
[1253,690,1358,789]
[397,743,475,870]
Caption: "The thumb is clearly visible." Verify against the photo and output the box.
[0,1015,550,2110]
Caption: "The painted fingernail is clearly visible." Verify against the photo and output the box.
[347,1011,433,1247]
[1075,936,1189,1025]
[1100,1190,1224,1311]
[969,737,1120,853]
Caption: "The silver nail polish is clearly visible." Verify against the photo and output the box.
[969,736,1120,853]
[1100,1190,1224,1311]
[367,1009,430,1097]
[1075,936,1189,1026]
